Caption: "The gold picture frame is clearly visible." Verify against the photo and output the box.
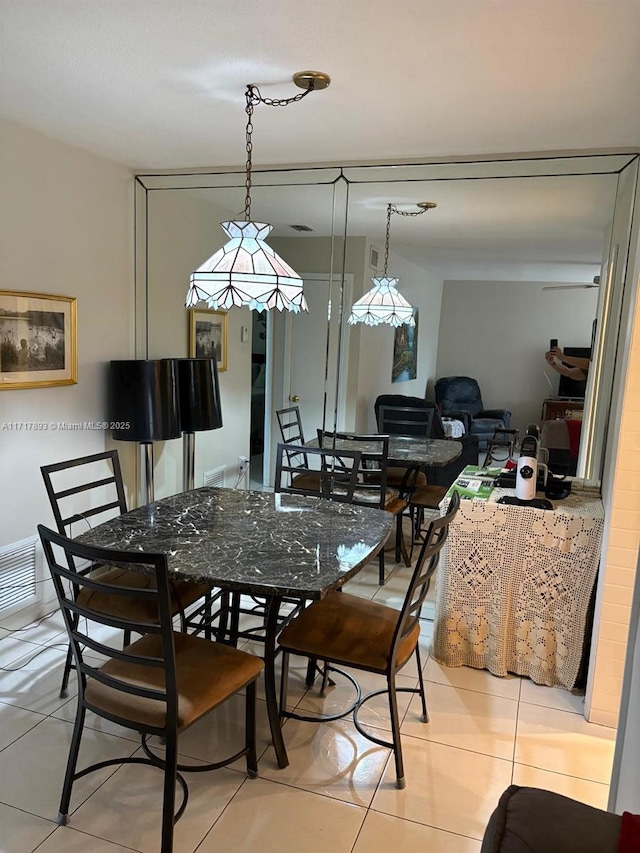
[0,290,78,390]
[188,308,228,372]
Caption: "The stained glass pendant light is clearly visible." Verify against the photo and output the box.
[186,71,330,314]
[348,202,436,327]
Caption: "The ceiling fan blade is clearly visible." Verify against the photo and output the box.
[543,284,599,291]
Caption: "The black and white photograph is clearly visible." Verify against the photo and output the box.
[0,291,77,390]
[188,308,228,371]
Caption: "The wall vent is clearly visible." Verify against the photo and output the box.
[203,465,226,488]
[370,246,380,270]
[289,224,313,232]
[0,535,42,617]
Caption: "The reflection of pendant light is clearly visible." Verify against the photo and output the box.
[348,202,436,327]
[186,71,331,314]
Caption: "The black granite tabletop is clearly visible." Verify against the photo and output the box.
[307,435,463,466]
[77,487,394,600]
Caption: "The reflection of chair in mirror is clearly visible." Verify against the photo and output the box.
[435,376,512,450]
[40,450,211,697]
[484,428,520,467]
[274,442,361,501]
[374,393,480,489]
[38,524,263,853]
[275,405,321,490]
[377,405,434,438]
[278,491,460,790]
[317,431,417,584]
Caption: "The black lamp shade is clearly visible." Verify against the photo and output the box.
[109,359,181,442]
[176,358,223,432]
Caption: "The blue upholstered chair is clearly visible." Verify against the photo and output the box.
[434,377,511,450]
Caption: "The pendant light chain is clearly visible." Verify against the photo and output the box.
[382,203,431,276]
[243,82,316,222]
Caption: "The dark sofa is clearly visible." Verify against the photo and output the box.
[482,786,622,853]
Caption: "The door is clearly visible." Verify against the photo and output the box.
[283,274,352,441]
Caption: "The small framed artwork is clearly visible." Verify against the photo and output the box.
[391,308,419,383]
[188,308,228,372]
[0,290,77,390]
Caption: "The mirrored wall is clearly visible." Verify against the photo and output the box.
[135,152,639,495]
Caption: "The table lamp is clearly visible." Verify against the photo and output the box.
[175,357,223,491]
[109,359,181,504]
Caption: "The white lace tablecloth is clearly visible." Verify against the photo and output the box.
[432,487,605,689]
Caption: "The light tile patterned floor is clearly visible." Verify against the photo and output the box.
[0,559,615,853]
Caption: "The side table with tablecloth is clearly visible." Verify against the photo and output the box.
[432,486,604,689]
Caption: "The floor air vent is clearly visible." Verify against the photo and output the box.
[0,535,42,617]
[203,465,226,488]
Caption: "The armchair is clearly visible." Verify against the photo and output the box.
[435,376,511,450]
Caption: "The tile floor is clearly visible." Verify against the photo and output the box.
[1,554,616,853]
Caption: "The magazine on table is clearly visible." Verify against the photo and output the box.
[446,465,502,501]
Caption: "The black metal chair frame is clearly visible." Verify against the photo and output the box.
[484,428,520,467]
[276,405,312,472]
[40,450,221,696]
[278,491,461,789]
[317,430,417,584]
[377,404,434,438]
[38,525,260,853]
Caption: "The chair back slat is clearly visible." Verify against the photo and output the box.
[378,405,434,438]
[41,450,128,536]
[38,525,179,733]
[274,442,361,502]
[276,406,311,470]
[392,491,460,652]
[317,431,390,510]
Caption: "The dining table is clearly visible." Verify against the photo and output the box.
[76,485,393,768]
[306,434,464,468]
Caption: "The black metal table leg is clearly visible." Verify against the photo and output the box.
[264,596,289,768]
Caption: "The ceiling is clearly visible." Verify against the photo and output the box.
[1,0,639,171]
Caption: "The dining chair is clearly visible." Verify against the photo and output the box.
[274,441,361,501]
[408,481,450,558]
[275,405,319,483]
[278,491,460,789]
[317,430,417,584]
[372,404,430,491]
[38,524,263,853]
[41,450,211,697]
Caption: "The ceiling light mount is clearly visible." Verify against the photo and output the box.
[292,70,332,91]
[186,71,330,314]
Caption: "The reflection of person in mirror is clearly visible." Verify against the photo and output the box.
[545,347,590,381]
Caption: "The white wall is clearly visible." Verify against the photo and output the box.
[354,249,444,432]
[0,119,133,548]
[436,279,598,433]
[144,190,253,497]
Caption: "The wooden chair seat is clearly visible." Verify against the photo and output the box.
[79,566,210,623]
[86,632,263,730]
[410,484,448,509]
[367,467,427,489]
[279,590,420,672]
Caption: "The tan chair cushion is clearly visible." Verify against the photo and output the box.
[78,565,210,622]
[410,484,448,510]
[367,467,427,489]
[291,471,322,491]
[85,632,264,730]
[279,591,419,673]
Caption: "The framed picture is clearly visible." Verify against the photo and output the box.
[391,308,419,383]
[188,308,227,372]
[0,290,77,390]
